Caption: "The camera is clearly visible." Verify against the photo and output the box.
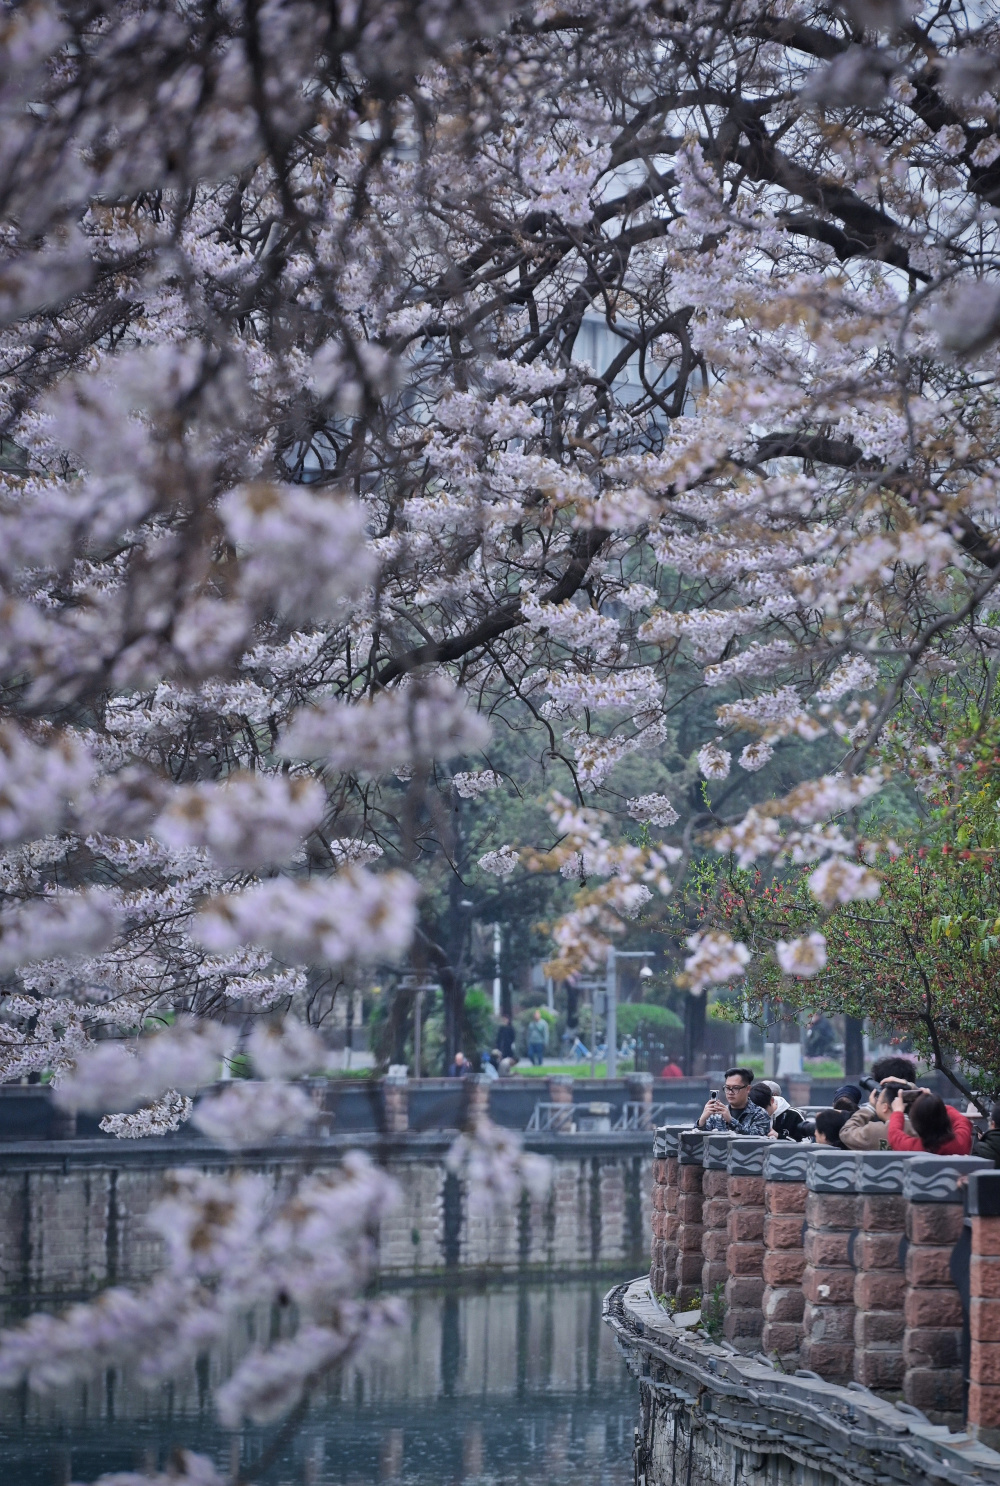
[858,1075,879,1094]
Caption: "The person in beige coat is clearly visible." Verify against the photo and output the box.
[840,1078,915,1150]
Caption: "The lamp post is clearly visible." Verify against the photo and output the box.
[605,949,655,1079]
[570,977,604,1075]
[399,975,440,1078]
[492,922,502,1017]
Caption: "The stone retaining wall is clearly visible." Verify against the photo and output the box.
[0,1130,653,1297]
[608,1275,1000,1486]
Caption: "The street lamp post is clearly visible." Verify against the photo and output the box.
[399,976,440,1078]
[570,977,603,1075]
[492,922,502,1018]
[605,949,655,1078]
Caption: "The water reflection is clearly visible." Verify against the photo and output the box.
[0,1279,637,1486]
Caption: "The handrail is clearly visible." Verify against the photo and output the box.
[614,1101,675,1130]
[525,1102,577,1133]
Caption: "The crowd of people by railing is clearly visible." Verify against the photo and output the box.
[695,1057,1000,1160]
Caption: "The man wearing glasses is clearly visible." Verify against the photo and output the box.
[696,1067,771,1135]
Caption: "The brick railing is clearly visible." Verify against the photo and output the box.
[762,1140,809,1367]
[965,1168,1000,1445]
[648,1125,992,1425]
[725,1137,768,1351]
[801,1149,860,1384]
[701,1134,732,1323]
[676,1130,708,1309]
[853,1151,907,1393]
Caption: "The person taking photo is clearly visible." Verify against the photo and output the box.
[696,1067,771,1135]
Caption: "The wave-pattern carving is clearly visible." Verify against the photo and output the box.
[807,1150,860,1192]
[857,1153,908,1194]
[764,1146,810,1183]
[679,1130,708,1165]
[904,1155,991,1203]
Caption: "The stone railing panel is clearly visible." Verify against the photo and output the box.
[762,1141,810,1367]
[650,1125,685,1298]
[701,1134,733,1325]
[676,1130,707,1309]
[903,1154,991,1423]
[801,1149,861,1384]
[724,1137,769,1351]
[853,1151,908,1392]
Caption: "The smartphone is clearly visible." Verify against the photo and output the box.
[710,1089,718,1102]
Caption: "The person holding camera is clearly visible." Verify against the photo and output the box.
[840,1075,914,1150]
[696,1068,772,1135]
[887,1089,973,1154]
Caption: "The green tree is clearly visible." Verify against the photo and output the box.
[705,705,1000,1107]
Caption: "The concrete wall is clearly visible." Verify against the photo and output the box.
[0,1075,710,1140]
[0,1132,653,1299]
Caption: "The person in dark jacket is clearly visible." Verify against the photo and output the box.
[815,1108,849,1147]
[774,1108,814,1141]
[751,1082,811,1140]
[974,1102,1000,1166]
[496,1015,516,1061]
[805,1012,837,1059]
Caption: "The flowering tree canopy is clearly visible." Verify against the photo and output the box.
[707,700,1000,1105]
[3,0,1000,1029]
[4,0,1000,1471]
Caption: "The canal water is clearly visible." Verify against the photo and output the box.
[0,1279,638,1486]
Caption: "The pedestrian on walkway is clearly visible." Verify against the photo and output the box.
[496,1014,516,1061]
[527,1008,548,1066]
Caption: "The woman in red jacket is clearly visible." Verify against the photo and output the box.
[887,1090,973,1155]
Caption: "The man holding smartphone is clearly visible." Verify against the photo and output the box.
[697,1067,771,1135]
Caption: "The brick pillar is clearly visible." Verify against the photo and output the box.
[800,1149,861,1384]
[969,1169,1000,1448]
[626,1071,654,1129]
[382,1072,408,1133]
[724,1137,769,1352]
[701,1134,734,1325]
[663,1128,682,1299]
[650,1126,684,1298]
[464,1074,491,1126]
[853,1151,908,1393]
[904,1154,990,1422]
[762,1141,810,1368]
[675,1130,707,1310]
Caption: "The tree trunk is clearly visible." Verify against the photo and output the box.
[683,994,706,1077]
[844,1016,864,1077]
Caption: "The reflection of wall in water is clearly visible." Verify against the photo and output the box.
[0,1281,629,1432]
[344,1283,623,1405]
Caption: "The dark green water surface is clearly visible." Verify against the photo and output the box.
[0,1278,638,1485]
